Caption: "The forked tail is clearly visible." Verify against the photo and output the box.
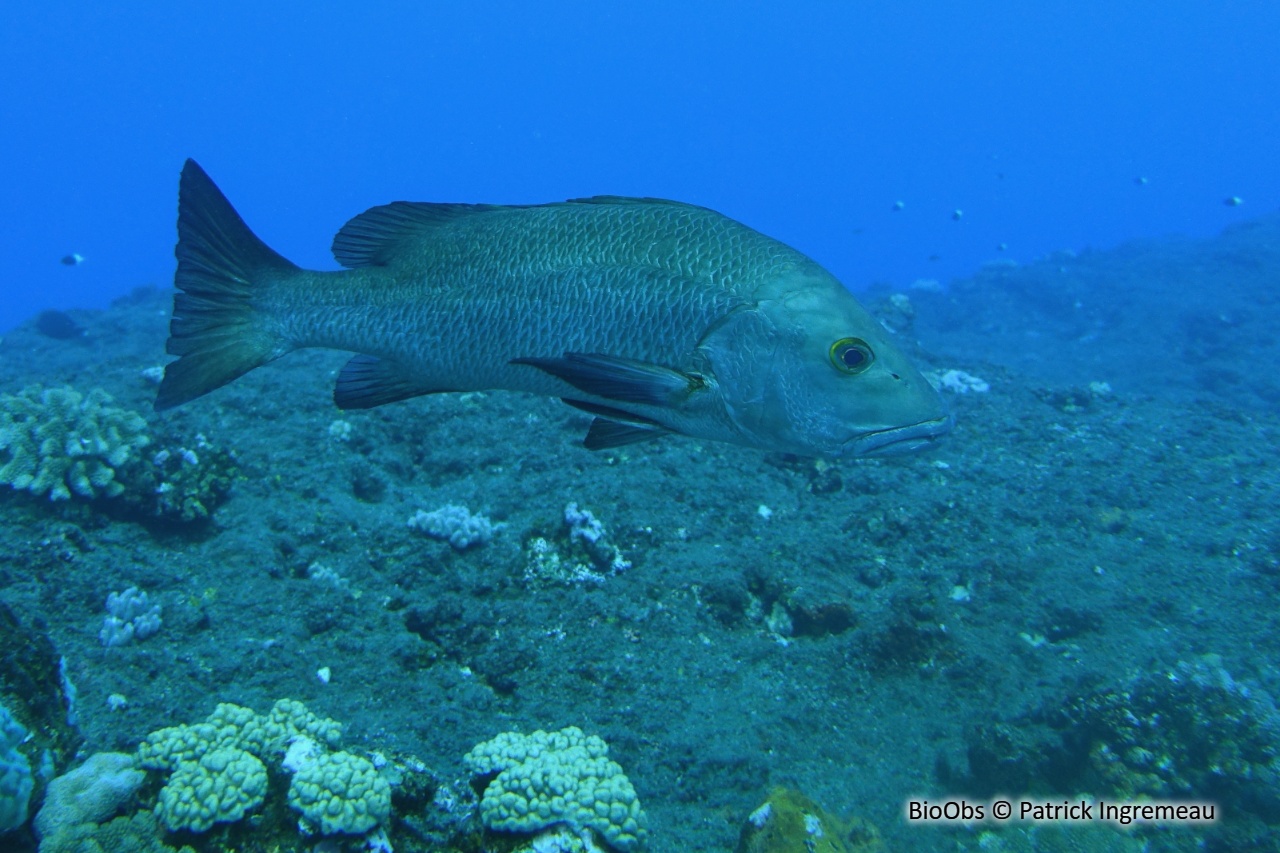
[155,159,299,411]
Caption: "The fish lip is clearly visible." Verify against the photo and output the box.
[846,413,954,457]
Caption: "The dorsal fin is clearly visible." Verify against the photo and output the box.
[332,196,720,269]
[564,195,713,211]
[331,202,502,268]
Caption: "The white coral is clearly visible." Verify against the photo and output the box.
[99,586,162,647]
[933,369,990,394]
[565,503,631,574]
[407,504,497,550]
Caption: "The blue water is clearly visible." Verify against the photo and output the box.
[4,5,1280,853]
[3,2,1277,333]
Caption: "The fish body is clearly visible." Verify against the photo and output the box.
[158,159,951,458]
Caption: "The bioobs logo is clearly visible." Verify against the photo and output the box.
[904,795,1217,827]
[906,799,987,822]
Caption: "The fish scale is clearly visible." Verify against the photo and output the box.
[157,159,951,458]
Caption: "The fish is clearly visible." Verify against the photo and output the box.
[156,159,951,458]
[34,309,86,340]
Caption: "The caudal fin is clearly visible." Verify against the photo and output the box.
[155,159,300,411]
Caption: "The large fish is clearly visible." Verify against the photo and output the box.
[157,159,951,458]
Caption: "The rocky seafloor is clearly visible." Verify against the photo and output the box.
[1,213,1278,853]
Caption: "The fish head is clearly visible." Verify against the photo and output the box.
[699,271,952,458]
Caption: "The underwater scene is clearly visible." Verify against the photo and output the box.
[3,5,1279,853]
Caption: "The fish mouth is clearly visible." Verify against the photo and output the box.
[846,414,954,457]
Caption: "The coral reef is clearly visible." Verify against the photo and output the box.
[37,810,196,853]
[407,504,497,550]
[1052,654,1280,814]
[99,587,162,647]
[523,536,607,586]
[962,653,1280,848]
[0,700,33,834]
[0,601,82,843]
[523,504,632,587]
[34,751,145,842]
[0,385,149,501]
[287,750,391,835]
[138,700,342,837]
[930,368,990,394]
[0,385,234,523]
[121,436,236,524]
[14,696,453,850]
[465,726,648,852]
[155,746,267,833]
[736,788,882,853]
[138,700,343,773]
[564,503,631,574]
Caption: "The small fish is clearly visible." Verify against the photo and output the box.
[156,160,951,458]
[61,253,85,266]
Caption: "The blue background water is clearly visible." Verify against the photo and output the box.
[4,5,1280,852]
[3,2,1277,333]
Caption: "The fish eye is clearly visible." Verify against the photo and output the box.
[829,338,874,374]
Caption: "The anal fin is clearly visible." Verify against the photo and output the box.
[334,355,453,410]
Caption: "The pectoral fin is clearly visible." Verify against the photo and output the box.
[511,352,703,407]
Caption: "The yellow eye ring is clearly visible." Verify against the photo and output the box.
[830,338,874,374]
